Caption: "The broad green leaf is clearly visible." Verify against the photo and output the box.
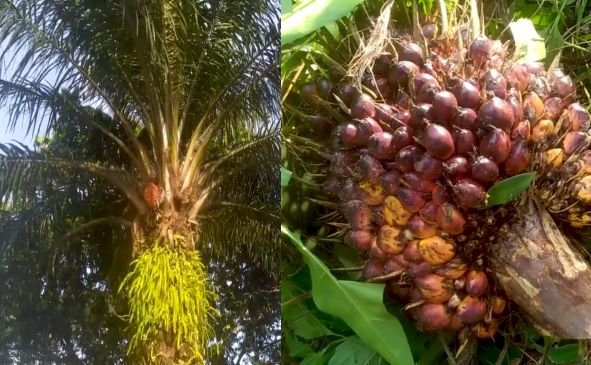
[282,225,414,365]
[282,275,334,339]
[281,166,293,187]
[282,0,293,14]
[547,343,581,364]
[509,18,546,62]
[281,0,365,46]
[302,351,333,365]
[486,172,535,207]
[333,243,363,280]
[285,331,315,358]
[328,336,384,365]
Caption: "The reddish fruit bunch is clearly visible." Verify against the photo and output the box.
[299,26,591,340]
[143,181,162,209]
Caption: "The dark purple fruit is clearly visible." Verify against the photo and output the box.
[374,103,397,126]
[507,90,524,122]
[504,139,531,176]
[563,131,587,155]
[565,103,591,132]
[392,126,412,150]
[403,240,423,262]
[307,115,333,137]
[543,97,563,121]
[408,215,437,239]
[511,120,531,141]
[479,128,511,163]
[420,201,439,223]
[443,155,470,181]
[342,200,373,230]
[422,23,437,40]
[356,118,383,145]
[301,82,319,104]
[436,203,466,235]
[469,36,492,67]
[359,153,386,181]
[481,69,507,99]
[339,83,362,106]
[316,77,333,99]
[478,97,514,131]
[381,170,401,195]
[453,108,478,130]
[387,61,420,86]
[452,179,487,208]
[414,73,440,95]
[431,91,458,124]
[414,153,444,180]
[399,42,424,66]
[457,296,487,324]
[368,132,397,160]
[402,172,436,193]
[452,128,476,155]
[452,81,481,110]
[362,259,386,280]
[351,94,376,119]
[465,270,489,296]
[371,77,392,100]
[508,62,530,92]
[470,156,499,183]
[414,304,451,332]
[395,145,425,173]
[414,274,454,303]
[345,230,374,251]
[397,188,426,213]
[420,123,455,159]
[417,82,441,104]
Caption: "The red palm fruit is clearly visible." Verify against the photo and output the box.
[338,123,364,147]
[378,225,406,254]
[144,182,161,209]
[408,215,438,239]
[465,270,489,296]
[417,82,441,104]
[399,42,424,66]
[447,315,465,331]
[381,170,402,195]
[507,89,524,122]
[414,153,444,180]
[422,23,437,40]
[452,179,487,208]
[402,172,436,193]
[356,118,383,144]
[432,183,451,205]
[369,241,387,259]
[369,77,392,100]
[344,230,374,251]
[504,140,531,176]
[371,206,385,226]
[351,94,376,119]
[414,73,440,95]
[563,131,587,156]
[453,108,478,130]
[457,296,487,324]
[470,156,499,183]
[395,110,412,126]
[395,145,425,173]
[549,70,575,98]
[481,69,507,99]
[374,103,397,125]
[565,103,591,132]
[432,91,459,124]
[397,188,426,213]
[388,60,420,86]
[479,128,511,163]
[392,126,412,150]
[420,201,439,224]
[452,128,476,155]
[373,53,393,76]
[338,179,361,201]
[359,153,386,181]
[508,62,530,92]
[339,83,362,106]
[316,77,333,100]
[443,155,470,181]
[530,75,551,100]
[414,304,452,332]
[403,240,423,262]
[511,120,531,140]
[362,259,386,280]
[452,81,481,109]
[329,151,358,177]
[525,61,545,75]
[388,282,411,302]
[469,36,492,67]
[478,97,515,131]
[368,132,397,160]
[420,123,455,159]
[434,258,468,279]
[409,103,433,131]
[415,274,454,303]
[523,92,545,122]
[394,91,412,109]
[408,261,434,277]
[543,97,563,121]
[300,82,319,104]
[436,203,466,235]
[531,119,554,142]
[384,257,406,274]
[342,200,373,230]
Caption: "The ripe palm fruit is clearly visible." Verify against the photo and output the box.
[143,181,161,209]
[296,13,591,342]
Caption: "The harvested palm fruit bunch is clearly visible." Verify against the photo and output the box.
[293,1,591,343]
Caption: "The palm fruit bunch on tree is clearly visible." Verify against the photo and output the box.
[291,1,591,342]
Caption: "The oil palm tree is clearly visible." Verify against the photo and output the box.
[0,0,280,363]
